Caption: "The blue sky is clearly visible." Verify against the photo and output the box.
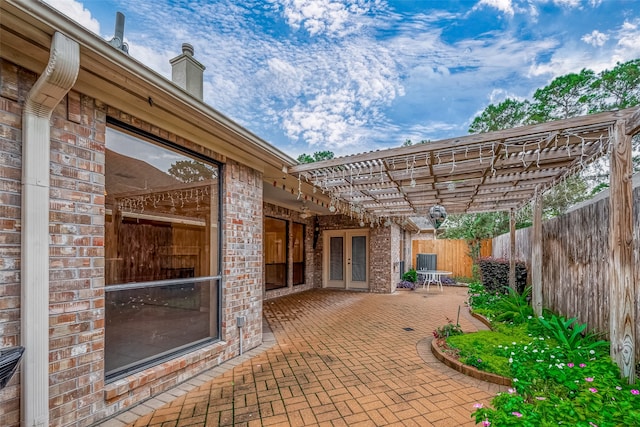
[45,0,640,158]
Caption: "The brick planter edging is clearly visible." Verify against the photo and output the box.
[430,338,512,387]
[469,310,493,329]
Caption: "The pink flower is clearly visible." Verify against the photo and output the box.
[511,412,523,418]
[589,388,598,393]
[585,377,594,382]
[579,363,587,368]
[482,419,491,427]
[507,388,516,394]
[473,403,484,409]
[535,396,546,400]
[589,423,599,427]
[631,389,639,395]
[567,363,574,368]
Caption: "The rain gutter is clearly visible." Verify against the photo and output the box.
[21,31,79,427]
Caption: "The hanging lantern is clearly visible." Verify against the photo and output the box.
[429,205,447,229]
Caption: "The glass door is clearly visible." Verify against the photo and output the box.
[323,230,369,289]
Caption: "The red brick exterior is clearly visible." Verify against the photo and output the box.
[0,59,265,427]
[0,57,404,426]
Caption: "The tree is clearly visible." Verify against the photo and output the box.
[590,59,640,112]
[468,98,532,133]
[168,160,217,183]
[297,151,334,164]
[530,69,596,122]
[440,212,510,277]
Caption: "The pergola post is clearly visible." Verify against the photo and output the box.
[609,119,635,383]
[531,189,543,317]
[509,208,516,290]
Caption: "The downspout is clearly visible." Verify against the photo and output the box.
[21,32,79,427]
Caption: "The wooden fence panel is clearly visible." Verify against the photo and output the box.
[492,186,640,358]
[411,239,491,278]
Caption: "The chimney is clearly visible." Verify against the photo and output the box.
[170,43,205,100]
[108,12,129,54]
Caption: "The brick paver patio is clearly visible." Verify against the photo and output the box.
[101,287,505,427]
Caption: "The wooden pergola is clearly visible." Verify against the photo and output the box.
[289,107,640,382]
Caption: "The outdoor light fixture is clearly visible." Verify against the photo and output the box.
[428,204,447,229]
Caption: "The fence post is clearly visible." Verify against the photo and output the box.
[532,189,543,317]
[509,208,516,290]
[609,119,635,383]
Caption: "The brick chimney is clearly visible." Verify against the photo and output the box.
[170,43,205,100]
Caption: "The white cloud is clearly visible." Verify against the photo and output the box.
[474,0,515,16]
[43,0,101,34]
[552,0,581,7]
[612,20,640,63]
[275,0,381,37]
[581,30,608,47]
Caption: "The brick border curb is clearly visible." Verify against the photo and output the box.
[430,338,512,387]
[469,311,493,329]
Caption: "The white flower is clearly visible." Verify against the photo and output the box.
[509,358,513,363]
[590,350,595,354]
[532,349,538,353]
[550,355,555,359]
[512,342,517,345]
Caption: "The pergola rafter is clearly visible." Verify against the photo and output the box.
[289,108,636,222]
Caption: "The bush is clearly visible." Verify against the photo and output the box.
[433,319,463,339]
[402,268,418,283]
[477,257,527,294]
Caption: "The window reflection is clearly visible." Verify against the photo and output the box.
[264,217,287,290]
[104,125,220,379]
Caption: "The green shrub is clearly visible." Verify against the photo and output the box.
[493,286,534,325]
[477,257,527,294]
[433,319,462,339]
[402,268,418,283]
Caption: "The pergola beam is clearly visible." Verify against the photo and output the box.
[625,108,640,135]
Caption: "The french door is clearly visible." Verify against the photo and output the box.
[323,230,369,289]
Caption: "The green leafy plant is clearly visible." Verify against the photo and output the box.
[433,318,462,339]
[493,286,533,324]
[538,315,608,353]
[402,268,418,283]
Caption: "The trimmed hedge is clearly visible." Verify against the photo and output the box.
[478,257,527,294]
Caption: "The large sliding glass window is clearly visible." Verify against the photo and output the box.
[292,223,305,285]
[264,217,287,290]
[104,121,221,380]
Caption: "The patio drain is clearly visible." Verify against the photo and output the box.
[403,327,414,331]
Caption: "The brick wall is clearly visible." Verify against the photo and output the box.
[0,59,267,426]
[48,88,106,426]
[222,160,264,353]
[0,59,35,427]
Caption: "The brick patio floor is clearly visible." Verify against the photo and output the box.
[100,287,506,427]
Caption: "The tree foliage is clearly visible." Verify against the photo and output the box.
[530,68,596,121]
[297,151,335,164]
[468,99,532,133]
[168,160,217,183]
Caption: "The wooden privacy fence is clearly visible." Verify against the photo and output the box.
[412,238,492,278]
[492,185,640,359]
